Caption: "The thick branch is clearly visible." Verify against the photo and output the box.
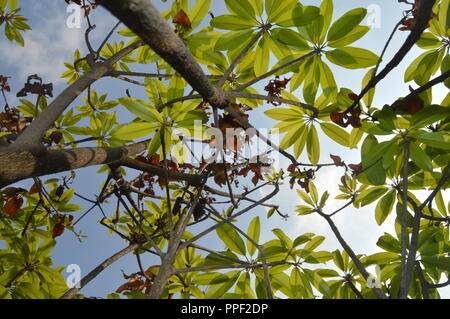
[98,0,228,108]
[0,140,148,188]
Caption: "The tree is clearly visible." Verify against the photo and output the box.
[0,0,449,299]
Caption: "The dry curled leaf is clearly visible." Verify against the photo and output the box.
[173,9,192,28]
[4,196,23,216]
[264,76,291,105]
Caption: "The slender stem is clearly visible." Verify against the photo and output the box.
[347,280,364,299]
[218,28,266,87]
[372,17,406,78]
[399,140,410,299]
[415,261,430,299]
[344,0,437,113]
[97,21,121,54]
[60,243,141,299]
[317,210,386,299]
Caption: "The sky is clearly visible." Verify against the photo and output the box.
[0,0,448,298]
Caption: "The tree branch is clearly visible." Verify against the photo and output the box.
[400,140,410,299]
[218,28,266,87]
[113,157,206,186]
[345,0,437,113]
[12,40,143,148]
[0,139,149,188]
[60,242,141,299]
[98,0,228,109]
[317,211,387,299]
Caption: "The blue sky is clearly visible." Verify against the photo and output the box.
[0,0,448,298]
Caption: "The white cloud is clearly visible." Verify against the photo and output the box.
[0,5,85,84]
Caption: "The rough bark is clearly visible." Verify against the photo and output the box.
[97,0,228,109]
[0,141,148,188]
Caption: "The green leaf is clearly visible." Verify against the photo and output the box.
[265,107,303,121]
[438,0,450,36]
[319,0,333,42]
[9,0,18,9]
[225,0,256,21]
[307,125,320,165]
[375,190,396,225]
[147,132,161,156]
[290,267,304,298]
[304,236,325,252]
[189,0,211,29]
[211,15,255,30]
[328,25,370,48]
[246,216,260,256]
[292,5,320,27]
[363,252,399,266]
[326,47,378,69]
[280,124,306,151]
[304,251,332,264]
[293,125,308,158]
[377,233,401,253]
[356,186,388,206]
[0,285,11,299]
[192,272,229,285]
[410,141,433,172]
[266,0,296,24]
[254,36,269,77]
[361,135,388,185]
[248,0,263,17]
[316,269,340,277]
[421,256,450,271]
[216,223,246,256]
[215,29,254,51]
[327,8,367,42]
[303,57,320,104]
[262,239,288,262]
[416,32,442,49]
[320,123,349,147]
[417,132,450,150]
[318,59,337,99]
[272,228,293,250]
[409,106,449,129]
[119,98,162,123]
[295,205,314,215]
[404,50,435,83]
[110,122,156,140]
[272,28,310,51]
[362,68,376,106]
[205,271,240,298]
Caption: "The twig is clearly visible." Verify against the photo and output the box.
[60,243,142,299]
[218,28,266,87]
[344,0,437,114]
